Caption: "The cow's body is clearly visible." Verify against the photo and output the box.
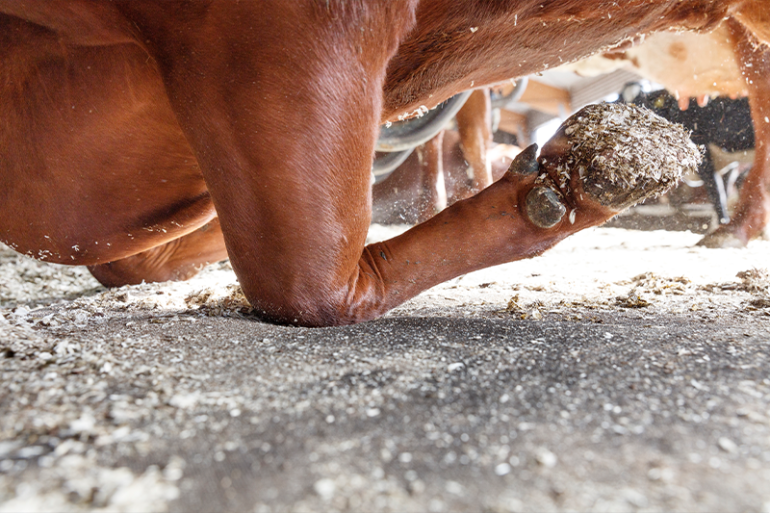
[0,0,765,326]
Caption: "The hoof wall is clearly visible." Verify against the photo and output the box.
[526,186,566,229]
[507,143,539,176]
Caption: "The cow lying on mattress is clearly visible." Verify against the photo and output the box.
[0,1,767,326]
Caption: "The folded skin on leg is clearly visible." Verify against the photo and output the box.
[88,219,228,287]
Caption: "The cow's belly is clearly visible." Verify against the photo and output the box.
[0,14,215,265]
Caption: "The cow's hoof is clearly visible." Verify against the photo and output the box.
[507,143,539,176]
[526,186,566,228]
[544,103,702,212]
[697,230,747,248]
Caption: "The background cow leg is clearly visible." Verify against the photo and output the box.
[455,89,493,196]
[699,19,770,247]
[698,146,731,225]
[88,219,228,287]
[414,131,448,223]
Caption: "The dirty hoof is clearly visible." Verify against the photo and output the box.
[546,103,701,212]
[507,143,539,176]
[697,229,747,248]
[526,186,566,228]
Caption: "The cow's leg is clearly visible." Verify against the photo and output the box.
[414,131,448,223]
[698,19,770,247]
[123,4,676,327]
[88,219,227,287]
[455,88,493,197]
[698,147,731,225]
[116,2,422,326]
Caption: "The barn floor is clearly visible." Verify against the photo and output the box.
[1,225,769,512]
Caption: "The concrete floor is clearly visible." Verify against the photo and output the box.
[1,226,769,512]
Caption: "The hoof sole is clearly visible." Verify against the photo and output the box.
[525,186,566,229]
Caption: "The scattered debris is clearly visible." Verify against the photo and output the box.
[503,295,545,320]
[617,293,651,309]
[185,284,255,317]
[736,268,770,295]
[0,227,769,511]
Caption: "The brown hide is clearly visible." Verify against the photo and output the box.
[0,0,763,326]
[733,0,770,45]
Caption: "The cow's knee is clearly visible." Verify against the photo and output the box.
[240,282,362,328]
[238,245,396,328]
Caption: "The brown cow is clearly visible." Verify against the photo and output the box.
[0,1,765,326]
[372,130,518,225]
